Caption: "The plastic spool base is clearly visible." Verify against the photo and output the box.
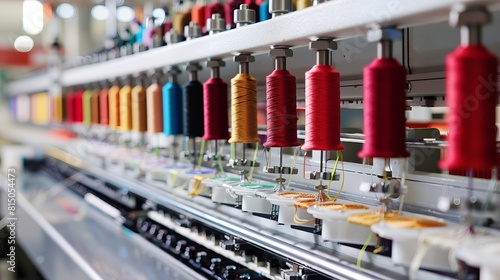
[307,202,374,245]
[139,158,173,179]
[204,177,240,205]
[148,165,191,183]
[371,213,458,272]
[242,196,272,214]
[168,169,213,189]
[456,236,500,280]
[232,184,275,214]
[267,193,316,227]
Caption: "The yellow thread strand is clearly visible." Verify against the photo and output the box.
[196,179,206,195]
[357,232,373,270]
[327,151,340,199]
[248,142,259,181]
[131,85,147,132]
[197,140,206,169]
[228,73,259,144]
[188,176,203,196]
[373,235,383,254]
[186,174,213,194]
[333,152,345,201]
[119,85,132,131]
[108,85,121,129]
[337,153,346,196]
[189,175,211,196]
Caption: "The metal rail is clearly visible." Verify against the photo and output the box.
[6,0,500,94]
[46,148,387,280]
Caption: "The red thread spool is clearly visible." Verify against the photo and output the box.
[164,19,172,33]
[73,90,84,123]
[65,92,74,123]
[202,78,230,140]
[440,45,498,171]
[205,3,225,25]
[99,88,109,126]
[264,70,300,147]
[302,65,344,151]
[358,58,409,158]
[192,4,207,29]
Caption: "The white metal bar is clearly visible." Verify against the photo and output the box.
[6,72,50,95]
[59,0,498,86]
[7,0,499,93]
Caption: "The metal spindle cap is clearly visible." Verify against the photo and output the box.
[98,52,108,63]
[269,0,292,17]
[269,47,293,58]
[234,4,256,28]
[186,62,202,72]
[309,39,337,51]
[107,48,119,60]
[449,5,490,28]
[166,66,181,76]
[233,53,255,63]
[206,59,225,68]
[89,53,99,64]
[120,44,133,57]
[165,30,185,44]
[148,68,164,83]
[184,21,202,40]
[207,14,226,35]
[133,42,147,54]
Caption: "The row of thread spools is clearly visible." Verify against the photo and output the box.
[79,0,319,56]
[9,4,499,176]
[164,0,315,35]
